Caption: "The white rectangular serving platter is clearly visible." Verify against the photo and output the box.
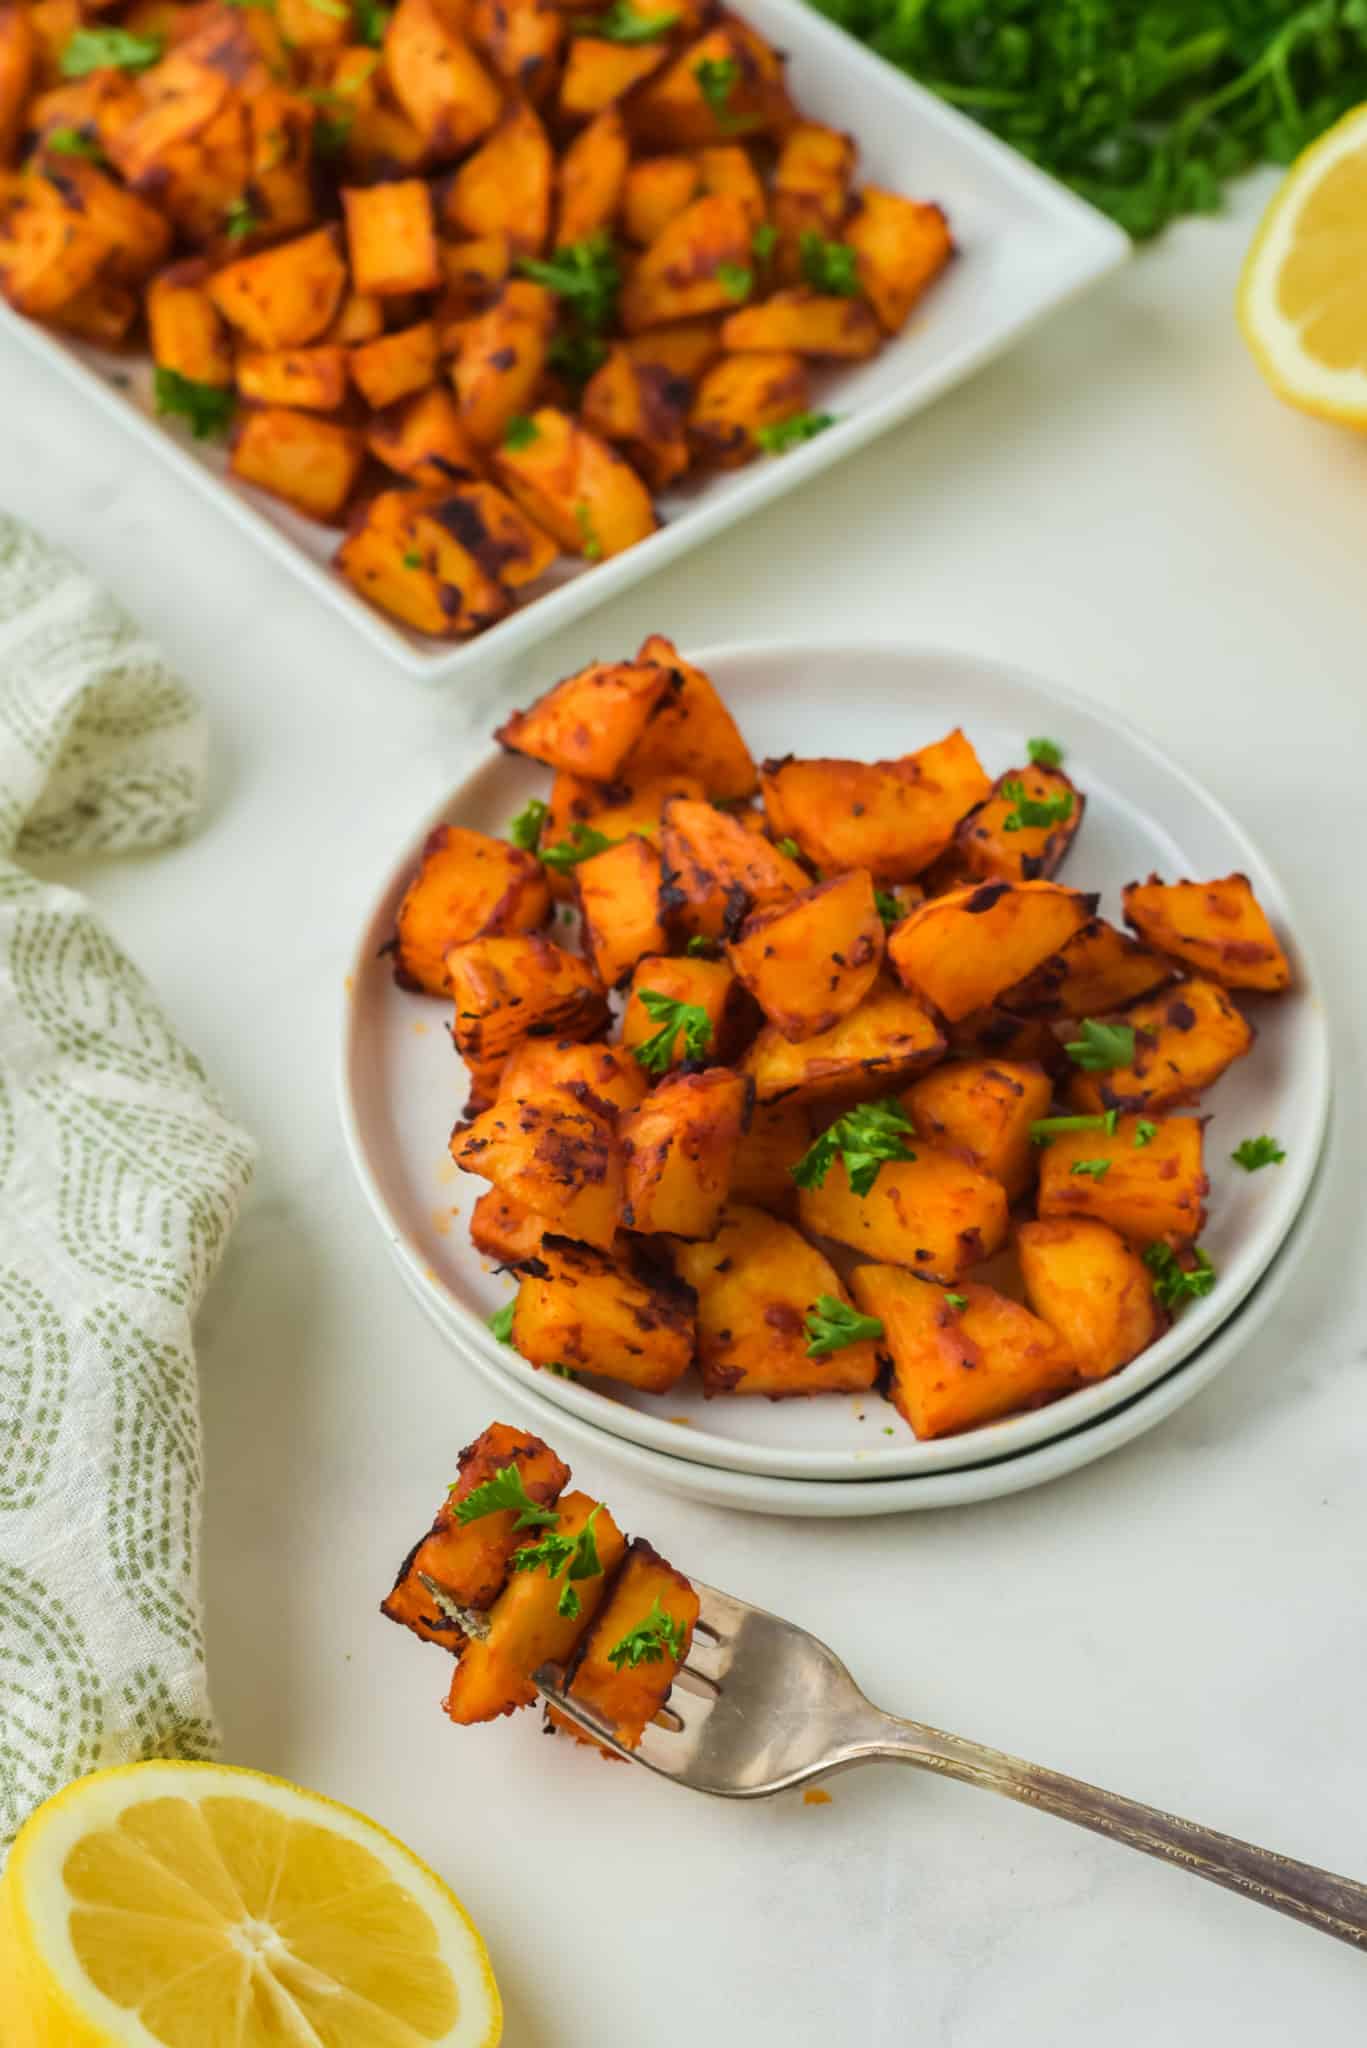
[0,0,1128,682]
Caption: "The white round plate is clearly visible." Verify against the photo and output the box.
[340,641,1329,1483]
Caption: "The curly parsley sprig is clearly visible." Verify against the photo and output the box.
[792,1099,917,1197]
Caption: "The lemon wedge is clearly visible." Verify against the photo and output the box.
[0,1761,502,2047]
[1239,103,1367,424]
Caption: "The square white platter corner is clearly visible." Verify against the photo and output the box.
[0,1,1128,685]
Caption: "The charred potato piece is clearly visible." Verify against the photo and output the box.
[541,769,706,900]
[208,224,347,348]
[446,933,610,1067]
[1067,978,1254,1116]
[236,345,349,411]
[721,288,882,359]
[580,345,691,491]
[470,0,563,98]
[147,259,233,386]
[349,320,439,409]
[621,634,756,799]
[452,1089,622,1249]
[385,0,502,155]
[952,765,1084,885]
[394,823,551,996]
[622,953,750,1071]
[231,407,364,522]
[556,104,628,245]
[799,1140,1009,1280]
[673,1203,880,1396]
[622,154,701,245]
[436,230,512,321]
[381,1422,570,1646]
[496,656,679,778]
[0,169,116,318]
[728,1098,808,1212]
[470,1188,545,1263]
[1036,1115,1207,1246]
[628,21,789,148]
[512,1234,694,1390]
[423,481,558,589]
[446,99,553,255]
[560,36,669,119]
[498,1036,648,1113]
[446,1490,626,1724]
[454,280,556,444]
[659,795,805,941]
[743,983,945,1105]
[728,871,884,1042]
[771,121,855,274]
[760,731,991,881]
[851,1271,1076,1439]
[493,405,658,557]
[846,188,953,333]
[1001,916,1174,1018]
[1017,1218,1166,1381]
[901,1059,1053,1203]
[1122,874,1291,992]
[574,834,667,987]
[620,1066,748,1238]
[620,192,756,331]
[556,1538,699,1751]
[689,349,809,466]
[366,384,485,488]
[889,881,1097,1023]
[943,1008,1065,1070]
[335,488,510,635]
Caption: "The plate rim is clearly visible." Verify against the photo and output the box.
[339,637,1331,1479]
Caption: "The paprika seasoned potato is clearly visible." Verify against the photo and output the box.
[336,488,510,634]
[230,408,364,523]
[557,1538,699,1751]
[744,982,945,1105]
[452,1089,623,1249]
[760,731,991,881]
[952,765,1085,884]
[446,933,609,1069]
[469,1187,545,1264]
[1122,874,1292,992]
[621,633,757,799]
[1066,978,1254,1115]
[621,953,751,1070]
[851,1270,1076,1439]
[901,1059,1053,1202]
[1036,1115,1207,1246]
[1018,1218,1166,1380]
[620,1067,748,1239]
[510,1234,694,1391]
[497,656,678,779]
[888,880,1096,1022]
[799,1143,1010,1281]
[574,834,667,988]
[727,871,885,1042]
[1001,915,1174,1018]
[659,796,806,940]
[394,824,550,995]
[496,1037,647,1115]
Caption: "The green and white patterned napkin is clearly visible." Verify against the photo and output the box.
[0,516,254,1860]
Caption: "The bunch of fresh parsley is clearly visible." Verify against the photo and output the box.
[804,0,1367,237]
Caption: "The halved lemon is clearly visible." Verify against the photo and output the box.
[1239,103,1367,424]
[0,1761,502,2047]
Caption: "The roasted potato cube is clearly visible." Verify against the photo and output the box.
[557,1538,698,1750]
[342,177,440,296]
[580,345,691,491]
[0,170,110,317]
[620,634,756,799]
[452,1090,622,1248]
[1067,978,1254,1115]
[695,143,766,223]
[1036,1114,1207,1245]
[760,731,991,882]
[421,481,558,588]
[436,229,512,320]
[446,99,553,254]
[799,1142,1008,1280]
[446,1490,627,1723]
[492,404,658,556]
[541,769,706,900]
[470,0,562,98]
[659,796,805,941]
[889,881,1097,1023]
[743,983,945,1105]
[385,0,502,154]
[498,1037,647,1114]
[559,36,667,118]
[1001,915,1174,1018]
[231,406,364,521]
[622,155,701,245]
[846,188,953,333]
[557,104,628,245]
[673,1204,880,1396]
[772,121,855,271]
[628,21,789,147]
[620,1066,748,1238]
[721,288,882,359]
[349,319,438,409]
[147,259,233,386]
[512,1233,694,1388]
[446,933,610,1067]
[208,224,347,348]
[1017,1218,1166,1381]
[30,151,169,283]
[952,765,1085,885]
[330,291,386,345]
[394,823,551,996]
[497,656,678,778]
[470,1188,545,1263]
[343,101,429,178]
[944,1006,1063,1070]
[620,192,756,331]
[236,344,349,411]
[245,82,316,238]
[622,953,748,1070]
[851,1271,1076,1439]
[1121,874,1291,992]
[574,834,667,987]
[902,1059,1053,1202]
[381,1422,570,1645]
[688,348,809,465]
[728,1098,808,1211]
[335,488,510,635]
[728,871,884,1042]
[366,384,484,488]
[0,3,34,165]
[50,280,138,346]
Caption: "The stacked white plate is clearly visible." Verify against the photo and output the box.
[339,644,1330,1516]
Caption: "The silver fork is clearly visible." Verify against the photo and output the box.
[537,1578,1367,1953]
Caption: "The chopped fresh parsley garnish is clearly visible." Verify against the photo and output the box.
[752,221,777,261]
[1027,736,1064,769]
[60,25,163,74]
[518,231,619,332]
[684,934,715,957]
[153,368,236,441]
[607,1595,687,1670]
[1069,1157,1111,1179]
[402,549,423,569]
[539,821,616,872]
[509,1505,604,1619]
[548,330,609,390]
[224,196,259,242]
[805,1295,884,1357]
[694,53,739,119]
[632,989,714,1073]
[1064,1018,1136,1072]
[792,1099,916,1197]
[1143,1242,1216,1310]
[717,261,752,300]
[874,888,904,929]
[574,502,604,561]
[575,0,679,38]
[944,1292,967,1310]
[487,1302,515,1343]
[509,797,548,853]
[1029,1110,1118,1145]
[503,414,540,450]
[1134,1119,1158,1147]
[44,125,105,159]
[998,776,1074,833]
[1231,1134,1285,1171]
[799,232,859,295]
[453,1461,559,1530]
[774,836,800,860]
[355,0,392,43]
[756,410,835,455]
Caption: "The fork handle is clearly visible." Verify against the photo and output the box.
[867,1716,1367,1951]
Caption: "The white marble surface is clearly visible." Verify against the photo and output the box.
[4,169,1367,2042]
